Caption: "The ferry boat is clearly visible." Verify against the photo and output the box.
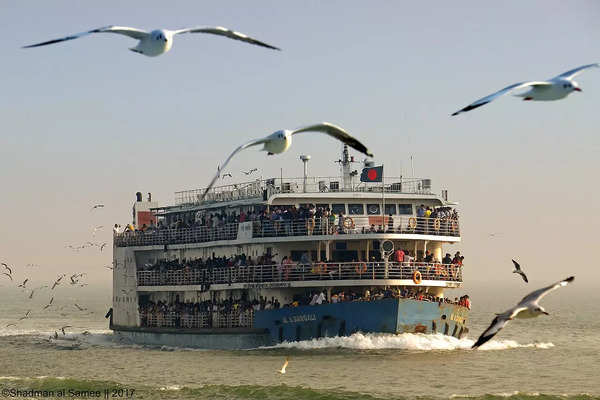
[110,146,469,349]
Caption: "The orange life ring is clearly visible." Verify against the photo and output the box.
[343,217,355,229]
[355,262,367,274]
[433,218,441,231]
[408,217,417,229]
[451,220,458,232]
[413,270,422,284]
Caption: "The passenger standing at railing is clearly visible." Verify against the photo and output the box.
[307,204,316,235]
[328,211,335,234]
[416,205,425,233]
[337,212,345,233]
[442,253,453,264]
[321,208,330,235]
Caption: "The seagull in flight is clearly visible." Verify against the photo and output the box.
[51,274,66,290]
[43,296,55,310]
[74,304,87,311]
[201,123,372,201]
[242,168,258,176]
[90,204,104,211]
[452,64,599,115]
[472,276,574,349]
[92,226,104,236]
[221,173,233,179]
[2,263,12,275]
[23,25,280,57]
[512,259,528,283]
[19,310,31,320]
[2,272,12,281]
[279,357,289,374]
[60,325,72,335]
[17,279,29,288]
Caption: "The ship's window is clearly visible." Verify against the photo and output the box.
[367,204,380,215]
[384,204,397,215]
[398,204,413,215]
[335,242,347,250]
[348,204,364,215]
[331,204,346,215]
[290,250,306,261]
[316,203,329,210]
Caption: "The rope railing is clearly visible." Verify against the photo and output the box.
[115,216,460,247]
[136,262,463,287]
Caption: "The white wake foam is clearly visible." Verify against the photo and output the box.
[268,332,554,351]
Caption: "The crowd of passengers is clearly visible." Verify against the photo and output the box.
[138,250,464,275]
[139,288,471,328]
[119,204,459,237]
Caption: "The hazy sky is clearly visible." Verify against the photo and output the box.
[1,1,599,290]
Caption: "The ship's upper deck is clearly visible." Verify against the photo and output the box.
[174,175,437,209]
[120,147,460,248]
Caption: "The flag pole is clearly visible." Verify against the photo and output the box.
[381,164,385,220]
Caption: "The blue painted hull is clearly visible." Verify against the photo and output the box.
[113,299,468,349]
[254,298,469,343]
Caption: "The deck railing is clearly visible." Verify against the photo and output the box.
[139,309,254,329]
[136,262,463,287]
[115,216,459,247]
[175,176,433,206]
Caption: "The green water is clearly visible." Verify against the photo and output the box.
[1,286,599,399]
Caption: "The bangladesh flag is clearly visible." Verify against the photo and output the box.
[360,166,383,182]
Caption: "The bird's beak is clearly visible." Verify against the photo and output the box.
[574,87,582,92]
[542,311,550,315]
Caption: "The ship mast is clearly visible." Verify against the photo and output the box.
[341,144,352,191]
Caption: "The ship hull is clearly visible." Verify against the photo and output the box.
[112,298,468,349]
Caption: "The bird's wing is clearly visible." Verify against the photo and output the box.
[511,259,521,271]
[290,122,373,157]
[23,25,149,48]
[200,138,268,202]
[552,63,599,80]
[519,276,574,305]
[471,314,511,349]
[451,81,552,116]
[280,358,289,373]
[174,26,280,50]
[519,271,528,283]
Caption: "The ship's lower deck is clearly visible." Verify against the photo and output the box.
[111,298,469,349]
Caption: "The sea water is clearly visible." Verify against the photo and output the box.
[1,285,598,399]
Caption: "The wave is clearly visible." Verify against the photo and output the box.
[266,332,554,351]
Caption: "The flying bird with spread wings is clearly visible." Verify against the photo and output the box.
[279,357,289,374]
[2,263,12,275]
[23,25,280,57]
[201,123,372,202]
[452,64,599,115]
[511,259,528,283]
[472,276,574,349]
